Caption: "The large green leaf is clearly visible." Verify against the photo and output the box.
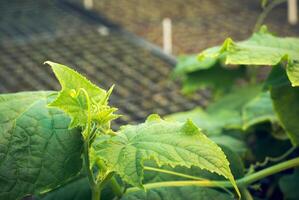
[37,177,91,200]
[122,145,244,200]
[36,176,116,200]
[0,92,83,200]
[45,61,118,130]
[279,168,299,200]
[121,186,234,200]
[199,26,299,86]
[94,115,240,196]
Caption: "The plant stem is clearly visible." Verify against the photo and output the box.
[252,146,297,169]
[144,166,234,196]
[237,157,299,187]
[240,188,253,200]
[125,157,299,194]
[92,186,101,200]
[80,88,103,199]
[110,177,124,197]
[84,141,103,200]
[83,142,96,188]
[254,0,287,32]
[144,166,205,180]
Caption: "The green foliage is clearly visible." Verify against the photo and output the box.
[45,61,119,131]
[167,85,276,135]
[94,114,239,195]
[279,168,299,200]
[174,55,245,94]
[209,135,247,155]
[42,62,240,199]
[269,66,299,146]
[0,92,83,200]
[199,26,299,86]
[122,144,244,200]
[174,55,216,75]
[172,25,299,200]
[182,64,246,94]
[242,91,277,130]
[37,177,91,200]
[122,186,234,200]
[3,22,299,200]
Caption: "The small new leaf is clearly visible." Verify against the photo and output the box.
[45,61,118,129]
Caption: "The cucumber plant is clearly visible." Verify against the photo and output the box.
[0,62,241,200]
[2,24,299,200]
[1,55,299,200]
[172,25,299,199]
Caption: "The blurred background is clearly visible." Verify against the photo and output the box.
[1,0,299,128]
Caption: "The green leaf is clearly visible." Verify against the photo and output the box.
[279,168,299,200]
[174,55,217,75]
[122,145,244,200]
[266,65,299,145]
[94,115,240,196]
[207,85,262,112]
[121,186,234,200]
[209,135,247,155]
[167,85,275,135]
[181,64,246,94]
[0,91,83,200]
[36,176,115,200]
[270,79,299,146]
[199,26,299,86]
[173,55,245,94]
[264,64,290,89]
[166,107,241,135]
[45,61,118,129]
[166,108,248,154]
[37,177,91,200]
[242,91,277,130]
[250,124,292,161]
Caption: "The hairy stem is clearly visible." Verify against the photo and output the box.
[80,88,102,199]
[110,177,124,198]
[144,166,205,180]
[126,157,299,194]
[238,157,299,186]
[91,186,101,200]
[144,166,234,196]
[240,188,254,200]
[254,0,287,31]
[83,142,97,198]
[251,146,297,169]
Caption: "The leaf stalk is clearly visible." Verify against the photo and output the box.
[125,157,299,195]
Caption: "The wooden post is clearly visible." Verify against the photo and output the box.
[84,0,93,10]
[162,18,172,55]
[288,0,298,25]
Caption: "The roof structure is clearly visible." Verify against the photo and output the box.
[93,0,299,54]
[0,0,203,129]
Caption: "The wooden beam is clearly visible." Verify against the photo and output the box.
[288,0,298,25]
